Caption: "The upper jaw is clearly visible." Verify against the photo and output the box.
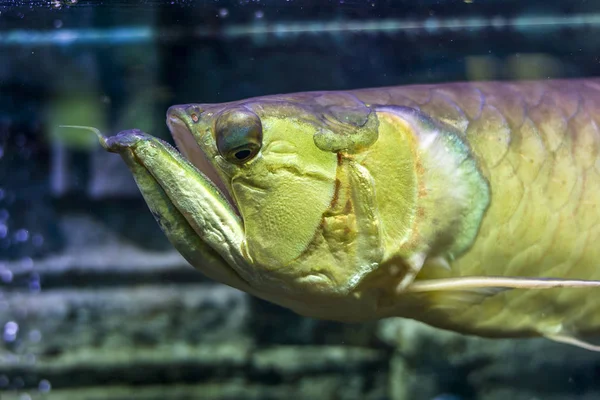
[165,104,240,214]
[166,104,197,132]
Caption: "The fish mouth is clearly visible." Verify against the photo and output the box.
[166,112,240,216]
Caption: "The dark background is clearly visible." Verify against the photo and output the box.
[1,1,600,399]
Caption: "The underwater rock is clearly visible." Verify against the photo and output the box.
[378,318,600,400]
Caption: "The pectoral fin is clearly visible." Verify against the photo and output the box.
[401,276,600,311]
[544,332,600,352]
[404,276,600,293]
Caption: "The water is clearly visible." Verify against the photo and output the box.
[1,1,600,399]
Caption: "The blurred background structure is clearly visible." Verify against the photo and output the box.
[1,1,600,399]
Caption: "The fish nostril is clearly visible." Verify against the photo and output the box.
[186,105,203,119]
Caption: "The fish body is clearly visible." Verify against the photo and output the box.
[353,79,600,339]
[91,78,600,348]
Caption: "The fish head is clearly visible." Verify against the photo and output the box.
[94,86,494,322]
[166,98,350,283]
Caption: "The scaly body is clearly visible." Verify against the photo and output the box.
[350,80,600,339]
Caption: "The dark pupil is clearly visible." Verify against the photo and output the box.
[234,149,252,160]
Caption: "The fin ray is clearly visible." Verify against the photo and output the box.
[403,276,600,293]
[545,333,600,352]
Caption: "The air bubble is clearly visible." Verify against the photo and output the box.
[4,331,16,342]
[38,379,51,392]
[4,321,19,340]
[15,229,29,242]
[0,269,13,283]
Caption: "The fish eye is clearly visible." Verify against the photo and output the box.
[215,108,263,165]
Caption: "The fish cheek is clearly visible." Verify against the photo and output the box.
[231,158,338,273]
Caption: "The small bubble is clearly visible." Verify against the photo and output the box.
[19,394,31,400]
[53,19,63,28]
[5,321,18,335]
[219,8,228,17]
[38,379,51,392]
[254,10,264,19]
[0,209,9,221]
[4,332,16,342]
[0,269,13,283]
[29,330,42,342]
[32,234,44,247]
[0,224,7,239]
[15,229,29,242]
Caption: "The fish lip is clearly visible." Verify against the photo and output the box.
[165,109,240,216]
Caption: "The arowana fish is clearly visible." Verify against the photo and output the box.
[64,78,600,351]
